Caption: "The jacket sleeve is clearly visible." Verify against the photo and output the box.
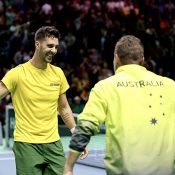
[69,82,107,152]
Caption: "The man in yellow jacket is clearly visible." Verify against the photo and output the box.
[64,35,175,175]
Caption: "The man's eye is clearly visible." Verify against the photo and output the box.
[48,45,53,48]
[47,45,58,49]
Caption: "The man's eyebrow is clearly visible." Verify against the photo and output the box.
[47,44,59,47]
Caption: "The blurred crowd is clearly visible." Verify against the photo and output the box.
[0,0,175,125]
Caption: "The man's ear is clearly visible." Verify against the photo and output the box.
[113,54,121,71]
[116,54,121,66]
[35,41,40,49]
[141,57,145,65]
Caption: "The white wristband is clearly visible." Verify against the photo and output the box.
[70,127,75,134]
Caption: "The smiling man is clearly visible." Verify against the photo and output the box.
[0,26,87,175]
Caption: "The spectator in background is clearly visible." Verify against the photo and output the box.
[5,5,16,27]
[13,46,31,65]
[64,35,175,175]
[40,0,53,15]
[71,96,84,114]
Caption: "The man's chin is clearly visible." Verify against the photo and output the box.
[46,57,53,63]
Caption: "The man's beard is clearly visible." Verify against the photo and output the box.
[45,52,55,62]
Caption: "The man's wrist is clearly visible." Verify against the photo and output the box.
[70,126,75,134]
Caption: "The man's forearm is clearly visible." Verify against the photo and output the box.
[64,150,81,175]
[58,100,76,129]
[60,112,76,130]
[58,93,76,130]
[64,120,98,174]
[69,120,98,152]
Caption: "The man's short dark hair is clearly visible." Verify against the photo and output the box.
[114,35,144,64]
[35,26,60,41]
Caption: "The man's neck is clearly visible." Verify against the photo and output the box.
[30,56,47,70]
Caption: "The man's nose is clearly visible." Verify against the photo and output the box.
[50,47,57,54]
